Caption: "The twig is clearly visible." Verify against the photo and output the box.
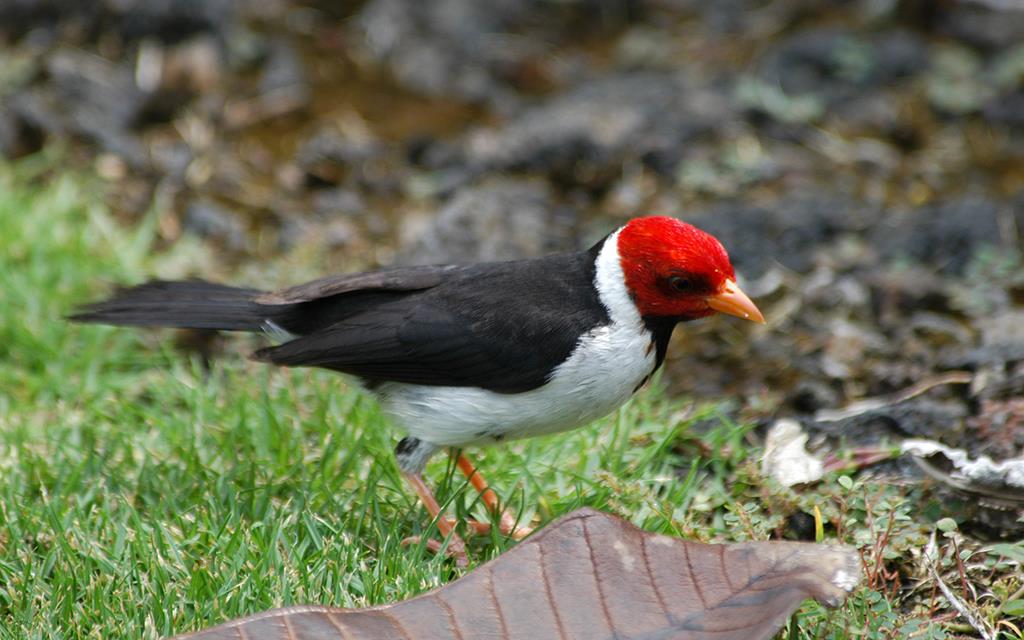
[929,562,996,640]
[952,538,971,604]
[822,447,897,473]
[815,371,973,423]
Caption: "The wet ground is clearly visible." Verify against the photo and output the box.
[2,0,1023,531]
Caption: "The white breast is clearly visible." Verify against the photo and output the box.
[376,230,656,448]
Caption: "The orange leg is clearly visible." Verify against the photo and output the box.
[454,452,533,540]
[402,472,468,566]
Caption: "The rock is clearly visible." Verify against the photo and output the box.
[867,267,954,320]
[684,193,872,274]
[350,0,644,108]
[984,44,1024,126]
[740,27,930,129]
[111,0,237,43]
[462,72,729,188]
[924,44,990,116]
[297,129,373,167]
[980,311,1024,352]
[398,179,578,264]
[260,40,307,97]
[6,87,65,138]
[820,319,889,380]
[183,199,247,250]
[0,0,89,42]
[788,380,840,414]
[352,0,531,106]
[135,36,224,96]
[295,128,383,187]
[871,197,1016,275]
[984,90,1024,127]
[0,106,41,159]
[784,511,818,541]
[805,272,873,312]
[934,2,1024,53]
[753,28,928,104]
[967,397,1024,460]
[951,311,1024,371]
[223,38,310,127]
[906,312,974,348]
[149,139,193,179]
[44,50,152,167]
[0,108,17,158]
[311,188,366,218]
[0,0,236,44]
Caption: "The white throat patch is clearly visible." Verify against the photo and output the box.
[594,229,643,327]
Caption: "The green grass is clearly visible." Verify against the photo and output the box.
[1,159,1021,639]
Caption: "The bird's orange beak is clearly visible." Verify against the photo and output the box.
[707,279,765,324]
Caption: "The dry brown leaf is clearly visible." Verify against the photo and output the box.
[170,508,860,640]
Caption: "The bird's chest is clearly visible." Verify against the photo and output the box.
[380,320,657,446]
[543,320,658,418]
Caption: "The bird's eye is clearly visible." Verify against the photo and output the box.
[668,276,694,293]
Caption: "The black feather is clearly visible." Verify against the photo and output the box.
[69,280,269,331]
[74,242,613,394]
[253,249,610,393]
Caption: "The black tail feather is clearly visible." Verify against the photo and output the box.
[69,280,273,332]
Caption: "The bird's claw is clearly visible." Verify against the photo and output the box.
[409,514,534,542]
[440,516,534,540]
[507,523,534,540]
[401,534,469,567]
[401,516,533,565]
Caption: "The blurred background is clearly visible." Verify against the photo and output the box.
[2,0,1023,527]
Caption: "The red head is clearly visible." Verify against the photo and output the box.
[617,216,764,323]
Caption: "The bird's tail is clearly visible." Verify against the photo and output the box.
[69,280,275,332]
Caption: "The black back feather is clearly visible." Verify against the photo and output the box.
[72,244,615,393]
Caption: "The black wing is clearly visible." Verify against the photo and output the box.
[257,265,457,304]
[254,250,609,393]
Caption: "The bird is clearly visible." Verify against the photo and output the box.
[71,215,764,563]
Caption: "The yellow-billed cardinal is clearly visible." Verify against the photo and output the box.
[72,216,764,562]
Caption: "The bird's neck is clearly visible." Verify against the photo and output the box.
[592,230,645,327]
[592,228,684,371]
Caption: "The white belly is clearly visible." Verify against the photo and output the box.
[377,319,656,447]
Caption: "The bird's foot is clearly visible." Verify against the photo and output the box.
[402,516,532,564]
[437,516,534,540]
[493,508,534,540]
[507,523,534,540]
[401,534,469,567]
[450,452,534,539]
